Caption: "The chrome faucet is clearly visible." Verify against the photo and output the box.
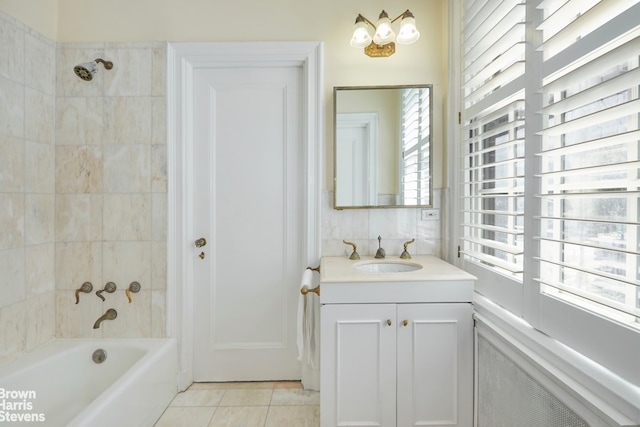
[93,308,117,329]
[375,236,386,259]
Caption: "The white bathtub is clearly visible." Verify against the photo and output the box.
[0,339,177,427]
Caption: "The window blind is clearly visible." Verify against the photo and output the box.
[536,0,640,325]
[401,87,431,205]
[461,0,527,278]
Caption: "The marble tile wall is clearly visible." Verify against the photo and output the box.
[0,11,169,362]
[55,41,168,339]
[321,189,443,259]
[0,12,56,363]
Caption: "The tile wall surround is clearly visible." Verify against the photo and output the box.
[0,12,56,364]
[55,40,167,340]
[321,189,443,259]
[0,11,168,363]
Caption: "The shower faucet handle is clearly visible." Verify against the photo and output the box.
[75,282,93,304]
[126,281,141,303]
[96,282,117,301]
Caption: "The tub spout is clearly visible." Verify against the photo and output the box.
[93,309,117,329]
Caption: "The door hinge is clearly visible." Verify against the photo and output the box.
[457,245,461,258]
[458,111,462,124]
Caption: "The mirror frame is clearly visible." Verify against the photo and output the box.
[333,84,433,209]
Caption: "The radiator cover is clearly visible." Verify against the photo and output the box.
[477,334,589,427]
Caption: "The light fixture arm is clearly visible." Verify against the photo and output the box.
[356,13,377,30]
[390,10,413,24]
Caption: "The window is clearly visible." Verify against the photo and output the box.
[460,0,640,383]
[461,0,527,310]
[537,0,640,328]
[401,87,432,205]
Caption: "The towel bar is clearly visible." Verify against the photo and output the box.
[306,265,320,273]
[300,285,320,296]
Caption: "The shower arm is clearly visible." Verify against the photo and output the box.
[95,58,113,70]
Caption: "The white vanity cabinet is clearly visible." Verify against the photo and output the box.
[319,256,475,427]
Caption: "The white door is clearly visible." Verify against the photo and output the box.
[335,113,378,206]
[192,65,304,381]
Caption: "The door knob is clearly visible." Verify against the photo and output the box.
[194,237,207,248]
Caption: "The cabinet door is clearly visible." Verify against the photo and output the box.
[321,304,397,427]
[396,303,473,427]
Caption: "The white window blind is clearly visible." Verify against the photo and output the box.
[461,0,527,278]
[537,0,640,326]
[401,87,431,205]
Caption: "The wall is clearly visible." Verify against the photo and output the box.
[0,12,56,363]
[0,0,57,40]
[0,0,447,361]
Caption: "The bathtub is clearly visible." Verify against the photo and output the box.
[0,339,177,427]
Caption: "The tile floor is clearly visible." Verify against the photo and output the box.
[154,381,320,427]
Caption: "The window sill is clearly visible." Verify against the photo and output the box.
[474,293,640,426]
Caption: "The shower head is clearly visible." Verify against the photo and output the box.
[73,58,113,81]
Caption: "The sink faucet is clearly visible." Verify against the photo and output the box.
[400,238,415,259]
[93,308,117,329]
[375,236,386,259]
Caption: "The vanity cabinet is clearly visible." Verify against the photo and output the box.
[321,302,473,427]
[319,255,476,427]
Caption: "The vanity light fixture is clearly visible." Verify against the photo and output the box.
[350,9,420,57]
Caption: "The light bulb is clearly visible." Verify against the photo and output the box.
[373,10,396,45]
[396,13,420,44]
[350,15,372,48]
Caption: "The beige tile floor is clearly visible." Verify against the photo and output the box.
[154,381,320,427]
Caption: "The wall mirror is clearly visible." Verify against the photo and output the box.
[334,85,433,209]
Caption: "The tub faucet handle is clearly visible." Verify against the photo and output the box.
[343,240,360,260]
[126,281,141,303]
[400,238,415,259]
[96,281,117,301]
[75,282,93,304]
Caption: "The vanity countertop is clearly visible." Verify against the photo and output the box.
[319,255,477,304]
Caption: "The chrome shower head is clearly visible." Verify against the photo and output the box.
[73,58,113,81]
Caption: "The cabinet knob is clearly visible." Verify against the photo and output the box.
[386,319,392,326]
[402,319,409,327]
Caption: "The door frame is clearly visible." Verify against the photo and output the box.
[167,42,323,390]
[335,112,378,206]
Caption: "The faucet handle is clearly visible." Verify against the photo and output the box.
[343,240,360,260]
[400,238,415,259]
[375,235,386,259]
[75,282,93,304]
[126,281,141,303]
[96,281,117,301]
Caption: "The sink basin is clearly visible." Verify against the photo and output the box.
[354,261,423,273]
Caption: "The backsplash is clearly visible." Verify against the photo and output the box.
[321,189,443,259]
